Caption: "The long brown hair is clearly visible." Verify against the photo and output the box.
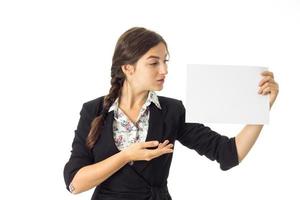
[86,27,169,150]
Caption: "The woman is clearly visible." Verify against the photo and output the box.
[63,27,279,200]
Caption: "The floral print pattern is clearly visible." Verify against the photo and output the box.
[108,90,161,151]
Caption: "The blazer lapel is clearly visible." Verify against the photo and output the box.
[131,102,166,173]
[103,111,120,155]
[92,111,119,161]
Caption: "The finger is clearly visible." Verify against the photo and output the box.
[162,148,174,154]
[261,71,274,79]
[258,76,275,87]
[161,144,174,154]
[260,83,277,95]
[160,143,174,153]
[258,82,276,94]
[141,141,159,148]
[158,140,169,149]
[262,87,271,95]
[148,149,173,160]
[165,143,173,149]
[163,139,169,144]
[148,143,174,157]
[274,82,279,92]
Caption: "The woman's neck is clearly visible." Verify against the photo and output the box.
[119,80,149,110]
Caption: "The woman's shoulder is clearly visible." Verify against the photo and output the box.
[157,95,184,110]
[157,95,181,103]
[81,95,106,117]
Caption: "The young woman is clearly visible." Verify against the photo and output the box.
[63,27,279,200]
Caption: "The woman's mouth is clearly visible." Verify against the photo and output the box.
[157,79,165,84]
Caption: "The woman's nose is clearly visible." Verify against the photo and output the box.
[159,64,168,75]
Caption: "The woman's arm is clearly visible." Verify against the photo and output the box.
[235,71,279,162]
[69,150,129,194]
[235,124,263,162]
[70,140,173,194]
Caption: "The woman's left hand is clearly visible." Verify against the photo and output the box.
[258,71,279,109]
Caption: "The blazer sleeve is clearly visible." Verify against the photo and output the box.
[176,101,239,171]
[63,102,95,192]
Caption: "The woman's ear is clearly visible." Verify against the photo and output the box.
[121,64,135,76]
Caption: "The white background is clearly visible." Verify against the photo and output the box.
[0,0,299,199]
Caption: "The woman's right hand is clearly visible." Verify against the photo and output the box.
[122,140,174,162]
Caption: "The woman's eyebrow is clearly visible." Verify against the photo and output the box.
[146,54,168,60]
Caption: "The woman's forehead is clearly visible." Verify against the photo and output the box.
[142,44,168,60]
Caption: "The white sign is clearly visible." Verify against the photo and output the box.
[186,64,269,124]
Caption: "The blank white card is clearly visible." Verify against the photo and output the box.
[186,64,269,124]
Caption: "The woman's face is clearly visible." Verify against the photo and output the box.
[129,42,169,91]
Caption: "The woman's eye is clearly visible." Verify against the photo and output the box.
[149,60,169,66]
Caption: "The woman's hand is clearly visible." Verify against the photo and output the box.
[122,140,174,162]
[258,71,279,109]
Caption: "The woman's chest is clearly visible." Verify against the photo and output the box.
[92,105,181,162]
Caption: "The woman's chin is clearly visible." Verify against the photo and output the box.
[153,85,164,91]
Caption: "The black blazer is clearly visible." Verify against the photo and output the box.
[63,95,239,200]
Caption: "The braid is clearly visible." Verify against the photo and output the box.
[86,76,124,150]
[102,77,123,118]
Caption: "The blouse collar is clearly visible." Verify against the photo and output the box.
[108,90,161,113]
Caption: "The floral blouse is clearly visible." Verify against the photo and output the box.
[108,90,161,152]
